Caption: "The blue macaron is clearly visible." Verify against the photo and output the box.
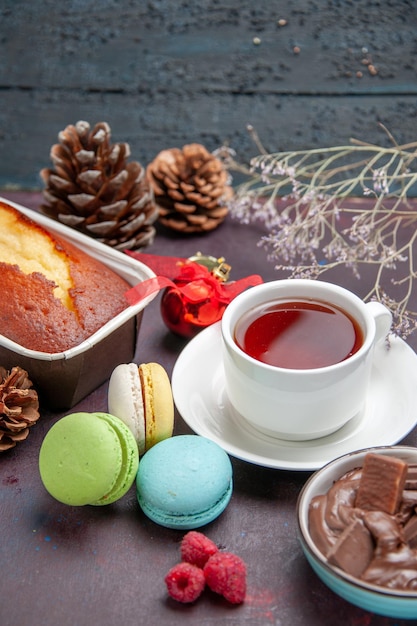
[136,435,233,529]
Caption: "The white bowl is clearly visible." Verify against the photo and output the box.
[297,446,417,619]
[0,197,156,409]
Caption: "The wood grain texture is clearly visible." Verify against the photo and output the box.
[1,0,417,189]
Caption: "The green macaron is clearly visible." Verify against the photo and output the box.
[39,412,139,506]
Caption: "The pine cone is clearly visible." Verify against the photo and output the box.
[147,143,233,233]
[0,367,40,452]
[40,121,159,250]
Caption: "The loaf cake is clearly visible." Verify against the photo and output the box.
[0,201,131,353]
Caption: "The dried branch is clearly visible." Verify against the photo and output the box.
[217,127,417,339]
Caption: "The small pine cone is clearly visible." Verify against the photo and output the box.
[40,121,159,250]
[0,367,40,452]
[147,143,233,233]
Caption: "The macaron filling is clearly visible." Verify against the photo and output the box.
[138,480,233,529]
[91,413,139,506]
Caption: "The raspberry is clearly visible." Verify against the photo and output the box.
[165,562,206,603]
[180,531,219,568]
[203,551,247,604]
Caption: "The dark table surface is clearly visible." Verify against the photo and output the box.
[1,190,417,626]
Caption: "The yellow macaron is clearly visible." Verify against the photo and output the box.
[108,362,174,455]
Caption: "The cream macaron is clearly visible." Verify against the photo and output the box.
[108,362,174,456]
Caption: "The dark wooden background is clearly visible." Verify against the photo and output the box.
[1,0,417,190]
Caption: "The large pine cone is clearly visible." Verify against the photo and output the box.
[0,367,40,452]
[147,143,233,233]
[40,121,159,250]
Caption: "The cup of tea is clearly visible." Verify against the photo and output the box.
[221,279,392,441]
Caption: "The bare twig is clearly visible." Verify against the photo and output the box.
[218,132,417,339]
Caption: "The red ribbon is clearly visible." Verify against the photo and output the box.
[124,251,263,307]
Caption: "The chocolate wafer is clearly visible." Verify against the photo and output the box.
[355,453,407,515]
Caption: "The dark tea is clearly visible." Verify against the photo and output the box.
[234,299,364,369]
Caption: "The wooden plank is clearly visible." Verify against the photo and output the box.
[2,0,416,94]
[1,90,416,189]
[1,0,416,189]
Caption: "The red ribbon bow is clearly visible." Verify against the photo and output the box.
[124,251,263,310]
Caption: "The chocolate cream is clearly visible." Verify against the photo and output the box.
[308,454,417,590]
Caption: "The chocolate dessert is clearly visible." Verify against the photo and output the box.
[309,453,417,590]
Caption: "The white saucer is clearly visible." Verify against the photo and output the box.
[172,322,417,471]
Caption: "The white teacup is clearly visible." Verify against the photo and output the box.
[221,279,392,441]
